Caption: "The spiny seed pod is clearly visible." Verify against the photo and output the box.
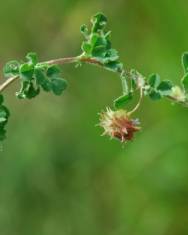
[99,108,140,142]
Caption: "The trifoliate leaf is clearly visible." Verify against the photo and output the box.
[80,12,124,75]
[114,93,133,109]
[3,60,20,78]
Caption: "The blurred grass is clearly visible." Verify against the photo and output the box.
[0,0,188,234]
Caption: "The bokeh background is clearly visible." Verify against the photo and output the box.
[0,0,188,234]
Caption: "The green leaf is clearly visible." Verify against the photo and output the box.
[0,109,7,123]
[104,61,123,73]
[157,80,173,95]
[91,12,107,33]
[105,49,119,62]
[148,74,160,88]
[114,93,132,109]
[0,95,4,105]
[90,34,104,47]
[50,78,68,96]
[92,46,107,57]
[0,102,10,141]
[3,60,20,78]
[19,63,34,81]
[90,34,108,57]
[16,80,40,100]
[47,65,62,78]
[80,24,89,38]
[16,81,30,99]
[35,68,51,92]
[182,73,188,93]
[26,52,38,65]
[0,117,6,123]
[149,89,162,100]
[24,82,40,99]
[0,128,6,141]
[81,42,92,54]
[0,105,10,119]
[80,12,124,76]
[182,52,188,73]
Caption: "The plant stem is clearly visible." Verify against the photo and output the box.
[128,88,143,115]
[0,56,104,93]
[0,75,19,93]
[1,56,188,108]
[167,95,188,107]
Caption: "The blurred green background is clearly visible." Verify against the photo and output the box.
[1,0,188,234]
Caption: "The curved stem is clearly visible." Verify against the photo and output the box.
[45,56,79,65]
[0,75,19,92]
[0,56,105,93]
[128,88,143,115]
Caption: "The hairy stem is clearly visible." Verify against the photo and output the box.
[1,56,188,109]
[0,56,104,93]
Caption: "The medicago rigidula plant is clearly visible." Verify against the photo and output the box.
[0,12,188,143]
